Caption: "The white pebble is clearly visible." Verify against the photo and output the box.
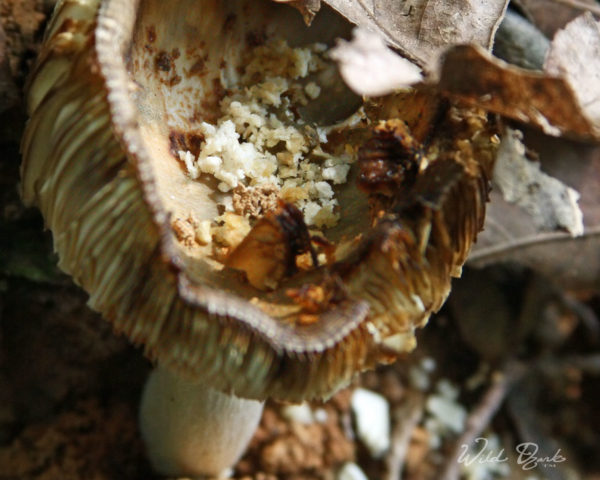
[337,462,369,480]
[421,357,436,372]
[408,365,431,391]
[313,408,328,423]
[351,388,390,458]
[425,394,466,434]
[436,379,460,400]
[408,357,437,391]
[281,403,314,424]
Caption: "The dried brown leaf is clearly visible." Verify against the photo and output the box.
[469,133,600,289]
[273,0,322,24]
[544,13,600,128]
[323,0,509,68]
[514,0,599,37]
[438,44,600,140]
[330,28,422,96]
[494,128,583,236]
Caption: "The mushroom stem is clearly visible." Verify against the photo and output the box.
[139,366,264,478]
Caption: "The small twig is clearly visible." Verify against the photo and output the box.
[548,0,600,16]
[385,392,424,480]
[571,354,600,374]
[467,226,600,265]
[559,293,600,341]
[434,353,598,480]
[438,362,526,480]
[537,353,600,377]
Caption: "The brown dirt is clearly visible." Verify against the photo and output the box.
[0,398,149,480]
[0,0,46,85]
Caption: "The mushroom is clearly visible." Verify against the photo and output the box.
[139,365,264,477]
[21,0,499,477]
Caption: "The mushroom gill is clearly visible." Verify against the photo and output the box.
[21,0,498,406]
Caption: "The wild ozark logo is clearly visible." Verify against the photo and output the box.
[458,437,567,471]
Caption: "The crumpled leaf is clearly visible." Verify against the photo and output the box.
[323,0,509,68]
[438,43,600,140]
[514,0,600,37]
[469,132,600,289]
[273,0,322,24]
[494,128,583,236]
[544,13,600,128]
[330,28,422,96]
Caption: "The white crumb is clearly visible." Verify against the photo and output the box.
[179,39,356,230]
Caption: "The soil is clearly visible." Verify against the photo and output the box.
[1,2,599,480]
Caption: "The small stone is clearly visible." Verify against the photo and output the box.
[425,395,466,435]
[282,403,314,424]
[350,388,390,458]
[313,408,328,423]
[422,357,436,372]
[408,364,431,391]
[436,379,459,400]
[337,462,369,480]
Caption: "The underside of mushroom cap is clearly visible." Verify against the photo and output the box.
[21,0,498,401]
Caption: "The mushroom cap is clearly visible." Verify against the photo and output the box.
[21,0,498,401]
